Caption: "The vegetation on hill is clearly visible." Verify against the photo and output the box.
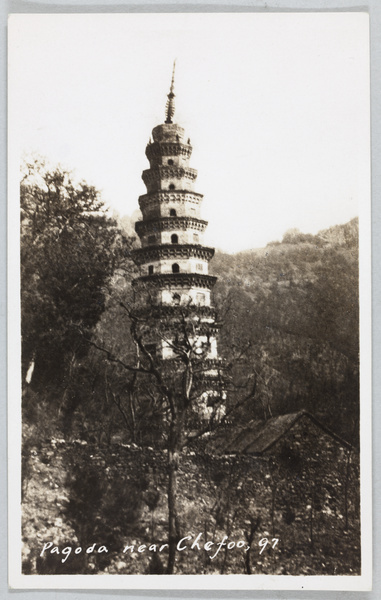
[211,218,359,443]
[22,437,360,576]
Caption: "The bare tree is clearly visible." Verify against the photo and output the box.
[82,284,259,574]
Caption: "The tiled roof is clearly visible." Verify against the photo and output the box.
[210,411,351,455]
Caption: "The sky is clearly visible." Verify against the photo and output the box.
[9,13,370,253]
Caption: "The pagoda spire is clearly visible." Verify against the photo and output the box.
[165,60,176,124]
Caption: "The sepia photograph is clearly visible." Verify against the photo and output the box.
[7,12,371,590]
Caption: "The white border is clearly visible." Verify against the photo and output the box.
[6,573,375,591]
[7,10,372,593]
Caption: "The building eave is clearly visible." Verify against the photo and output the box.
[135,216,208,237]
[132,272,217,289]
[131,244,215,265]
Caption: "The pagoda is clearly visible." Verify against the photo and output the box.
[131,63,220,372]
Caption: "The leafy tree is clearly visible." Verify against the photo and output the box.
[21,158,135,428]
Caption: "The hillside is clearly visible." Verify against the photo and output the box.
[22,433,360,576]
[211,218,358,289]
[210,218,359,442]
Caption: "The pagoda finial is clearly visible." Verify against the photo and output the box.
[165,60,176,124]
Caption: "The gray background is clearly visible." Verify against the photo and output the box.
[2,1,379,598]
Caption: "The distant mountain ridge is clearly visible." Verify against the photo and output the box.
[210,218,358,285]
[216,217,358,257]
[316,217,358,247]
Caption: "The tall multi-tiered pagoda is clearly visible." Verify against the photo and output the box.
[131,64,220,368]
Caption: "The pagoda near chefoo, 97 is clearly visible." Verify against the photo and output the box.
[131,62,224,415]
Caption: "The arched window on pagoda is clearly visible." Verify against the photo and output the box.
[170,208,177,217]
[172,263,180,273]
[171,234,178,244]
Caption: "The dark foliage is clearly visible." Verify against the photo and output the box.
[21,159,135,430]
[22,441,360,575]
[211,218,359,443]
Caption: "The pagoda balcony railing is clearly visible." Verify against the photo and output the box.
[159,357,227,373]
[131,303,218,320]
[145,142,192,161]
[133,272,217,290]
[131,244,215,265]
[142,166,198,185]
[138,191,203,211]
[135,216,208,236]
[159,359,229,388]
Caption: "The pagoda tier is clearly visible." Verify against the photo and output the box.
[145,141,192,162]
[132,304,218,321]
[139,190,202,209]
[135,216,208,238]
[127,314,221,337]
[138,191,203,220]
[142,166,198,190]
[132,244,215,266]
[133,273,217,289]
